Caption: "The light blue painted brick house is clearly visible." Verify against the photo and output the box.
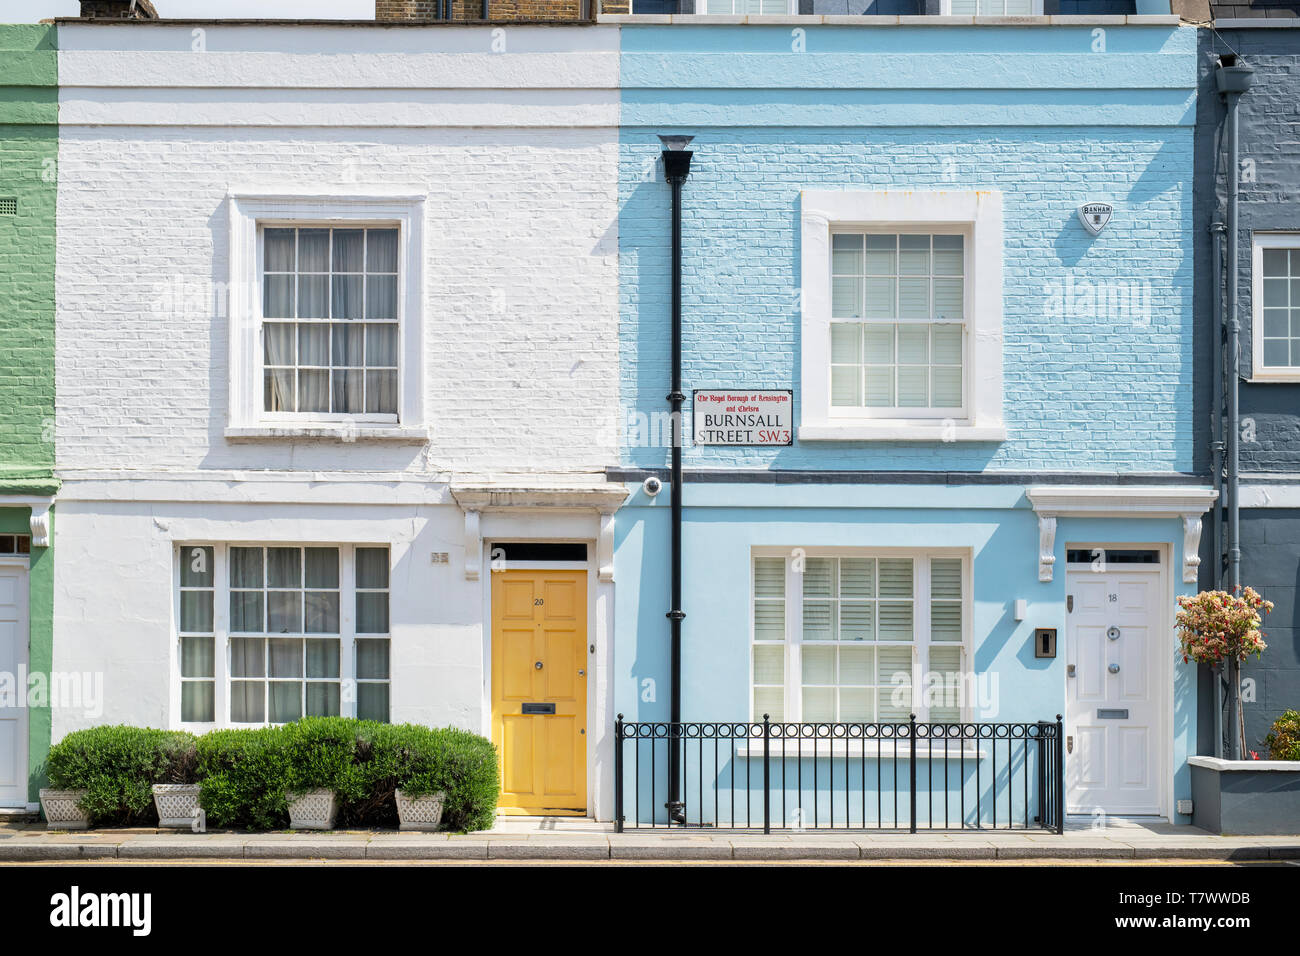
[611,20,1210,829]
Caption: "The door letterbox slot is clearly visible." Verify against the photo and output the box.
[1097,708,1129,720]
[521,702,556,715]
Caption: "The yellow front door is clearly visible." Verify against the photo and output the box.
[491,569,587,815]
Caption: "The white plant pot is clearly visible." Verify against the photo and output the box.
[395,789,447,832]
[40,789,90,831]
[286,789,338,830]
[152,783,201,829]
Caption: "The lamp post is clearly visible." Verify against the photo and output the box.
[660,134,692,824]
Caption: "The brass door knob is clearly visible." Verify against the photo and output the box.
[534,661,543,670]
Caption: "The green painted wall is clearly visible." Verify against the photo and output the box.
[0,23,57,804]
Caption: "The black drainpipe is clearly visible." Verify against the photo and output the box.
[1216,54,1253,760]
[660,135,693,824]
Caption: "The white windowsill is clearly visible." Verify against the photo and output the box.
[224,425,429,444]
[1248,369,1300,384]
[798,423,1007,442]
[734,740,987,760]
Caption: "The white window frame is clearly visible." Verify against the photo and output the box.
[226,192,427,441]
[800,190,1005,442]
[172,542,392,730]
[690,0,797,14]
[750,547,972,725]
[942,0,1044,14]
[1251,233,1300,382]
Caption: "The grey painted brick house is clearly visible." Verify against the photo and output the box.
[1192,1,1300,755]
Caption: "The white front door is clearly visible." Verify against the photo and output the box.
[1065,562,1163,816]
[0,563,29,807]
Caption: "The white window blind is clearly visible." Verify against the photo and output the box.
[830,233,965,412]
[947,0,1038,13]
[752,553,967,722]
[704,0,788,13]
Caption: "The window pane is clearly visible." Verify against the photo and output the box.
[839,645,874,684]
[357,682,390,723]
[180,591,213,633]
[229,591,264,633]
[878,603,914,641]
[229,547,263,588]
[264,367,295,412]
[753,644,783,684]
[267,548,301,588]
[1263,278,1289,308]
[832,276,861,318]
[898,235,929,275]
[898,277,930,319]
[304,547,339,589]
[897,367,928,407]
[864,234,895,275]
[263,325,297,369]
[933,278,963,318]
[269,639,303,678]
[840,602,874,641]
[803,601,837,641]
[356,592,390,634]
[931,602,963,643]
[831,323,860,364]
[269,683,301,724]
[306,682,341,717]
[367,229,399,273]
[754,686,783,721]
[298,324,329,366]
[1263,339,1290,367]
[305,592,340,633]
[802,646,835,684]
[230,681,265,723]
[268,591,302,633]
[863,325,894,365]
[357,639,390,680]
[333,369,364,414]
[754,601,785,641]
[367,323,399,367]
[802,687,835,722]
[263,276,294,319]
[356,548,390,590]
[929,646,962,721]
[932,235,963,275]
[839,687,874,722]
[264,228,295,272]
[831,366,860,407]
[181,681,214,723]
[840,558,874,598]
[331,275,363,319]
[803,558,835,598]
[298,369,329,413]
[306,639,340,679]
[332,322,364,366]
[365,370,398,414]
[931,557,962,600]
[753,557,784,597]
[831,233,863,274]
[332,228,364,273]
[863,277,894,318]
[933,367,962,407]
[297,275,328,319]
[1263,248,1289,276]
[366,275,398,319]
[180,547,214,588]
[879,559,913,598]
[1263,309,1289,339]
[298,228,329,272]
[180,635,214,678]
[231,638,265,678]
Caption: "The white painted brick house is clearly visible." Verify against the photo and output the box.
[54,21,624,818]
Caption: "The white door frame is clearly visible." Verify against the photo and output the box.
[478,533,605,820]
[0,556,31,809]
[1063,543,1172,821]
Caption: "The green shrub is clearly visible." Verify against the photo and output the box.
[46,725,198,826]
[196,727,289,831]
[1265,710,1300,761]
[50,719,499,832]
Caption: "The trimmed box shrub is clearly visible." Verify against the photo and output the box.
[45,725,198,826]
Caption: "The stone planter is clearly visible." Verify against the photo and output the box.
[1189,756,1300,835]
[152,783,201,829]
[286,789,338,830]
[40,789,90,831]
[395,789,446,832]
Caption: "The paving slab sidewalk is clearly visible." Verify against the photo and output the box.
[1,818,1298,862]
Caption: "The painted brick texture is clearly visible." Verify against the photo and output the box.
[0,26,56,481]
[376,0,588,19]
[56,128,619,477]
[619,26,1197,474]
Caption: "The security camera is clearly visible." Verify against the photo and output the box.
[642,476,663,497]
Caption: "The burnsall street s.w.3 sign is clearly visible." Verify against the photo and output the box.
[693,389,793,446]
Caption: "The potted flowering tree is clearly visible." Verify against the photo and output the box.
[1177,588,1300,833]
[1175,587,1271,759]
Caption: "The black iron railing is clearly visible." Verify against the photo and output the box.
[614,715,1065,834]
